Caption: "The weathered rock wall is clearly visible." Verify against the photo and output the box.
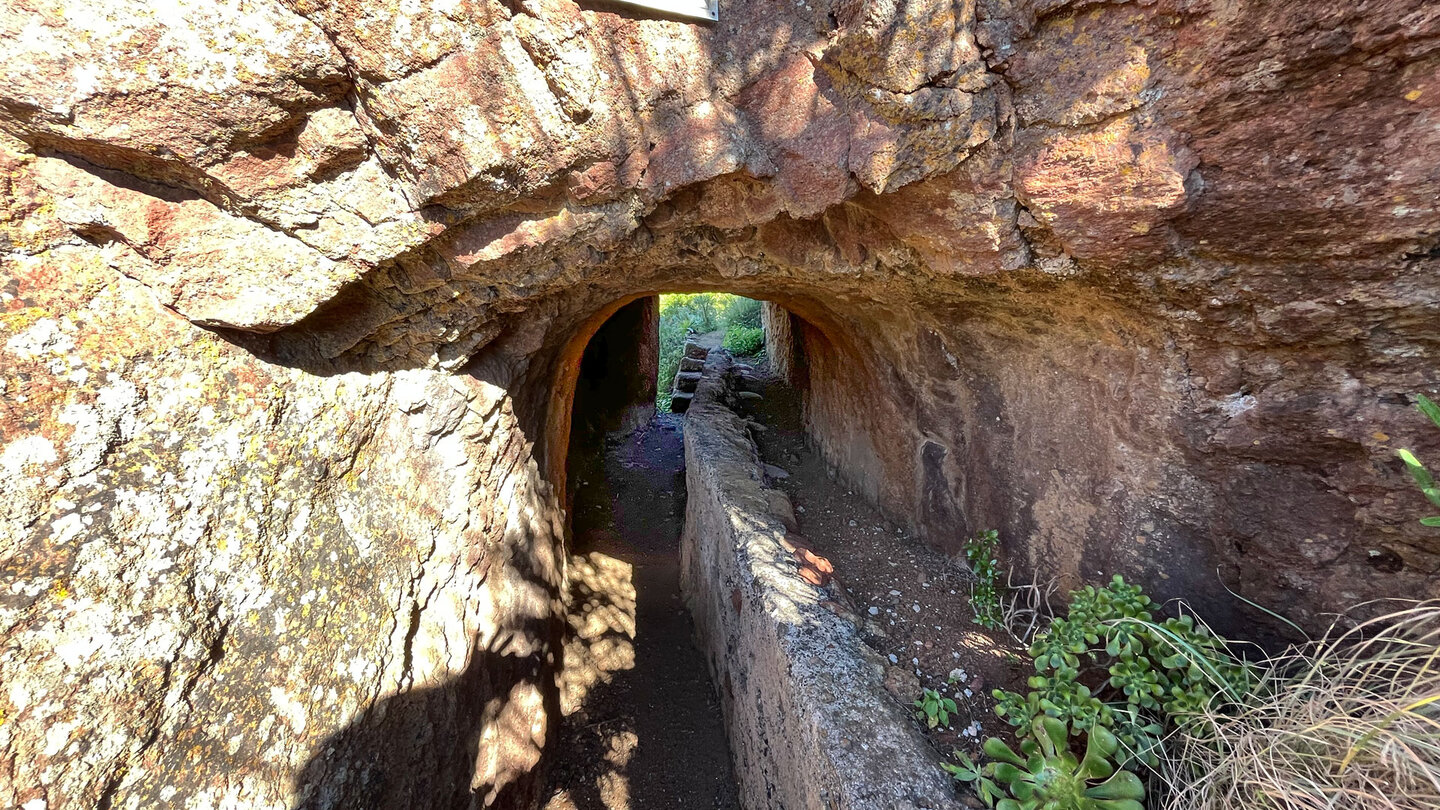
[1,140,567,809]
[679,353,961,810]
[760,301,798,386]
[2,0,1439,805]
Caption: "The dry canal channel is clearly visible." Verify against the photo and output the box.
[542,413,741,809]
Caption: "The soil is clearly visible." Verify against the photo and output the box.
[542,414,741,810]
[738,357,1030,765]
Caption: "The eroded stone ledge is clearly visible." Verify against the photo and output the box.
[680,353,962,810]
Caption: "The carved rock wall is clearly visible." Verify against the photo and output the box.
[569,296,658,443]
[2,0,1439,807]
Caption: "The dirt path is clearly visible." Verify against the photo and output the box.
[543,415,740,810]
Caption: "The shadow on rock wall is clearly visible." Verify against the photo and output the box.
[289,498,567,810]
[292,622,560,810]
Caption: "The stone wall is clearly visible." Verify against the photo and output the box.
[0,204,567,808]
[679,353,961,810]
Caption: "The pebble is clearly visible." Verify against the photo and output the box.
[888,653,898,663]
[848,519,858,527]
[911,603,921,613]
[868,606,879,615]
[889,589,902,596]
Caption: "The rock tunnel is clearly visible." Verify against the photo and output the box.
[1,0,1438,807]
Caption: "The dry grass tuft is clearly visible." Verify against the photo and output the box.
[1160,603,1440,810]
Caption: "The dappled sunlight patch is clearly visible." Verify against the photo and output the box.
[558,552,638,715]
[475,679,549,806]
[542,727,638,810]
[959,629,1018,661]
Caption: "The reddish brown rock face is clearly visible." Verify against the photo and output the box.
[2,0,1438,807]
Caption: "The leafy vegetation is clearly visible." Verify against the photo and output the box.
[944,395,1440,810]
[656,293,763,408]
[719,295,762,330]
[943,576,1255,810]
[948,717,1145,810]
[965,529,1004,630]
[722,325,765,355]
[915,687,959,729]
[1397,393,1440,527]
[991,576,1253,771]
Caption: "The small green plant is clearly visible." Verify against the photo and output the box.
[1397,393,1440,527]
[965,529,1004,630]
[722,324,765,356]
[915,687,958,729]
[947,716,1145,810]
[992,575,1254,769]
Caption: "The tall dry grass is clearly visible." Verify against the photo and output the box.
[1159,603,1440,810]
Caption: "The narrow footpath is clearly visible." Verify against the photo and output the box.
[542,414,740,810]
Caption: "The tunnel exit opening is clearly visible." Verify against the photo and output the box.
[544,292,796,809]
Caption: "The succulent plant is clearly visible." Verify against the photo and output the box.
[1108,655,1165,711]
[980,574,1256,794]
[995,674,1109,733]
[1110,706,1165,770]
[949,716,1145,810]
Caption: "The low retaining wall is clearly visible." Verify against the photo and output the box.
[680,353,963,810]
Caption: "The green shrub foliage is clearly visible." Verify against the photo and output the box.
[722,325,765,356]
[991,576,1253,771]
[656,294,765,406]
[720,295,763,329]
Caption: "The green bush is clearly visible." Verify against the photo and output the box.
[660,293,720,333]
[655,294,766,406]
[722,325,765,356]
[720,295,763,329]
[950,577,1253,810]
[991,576,1253,771]
[656,294,722,407]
